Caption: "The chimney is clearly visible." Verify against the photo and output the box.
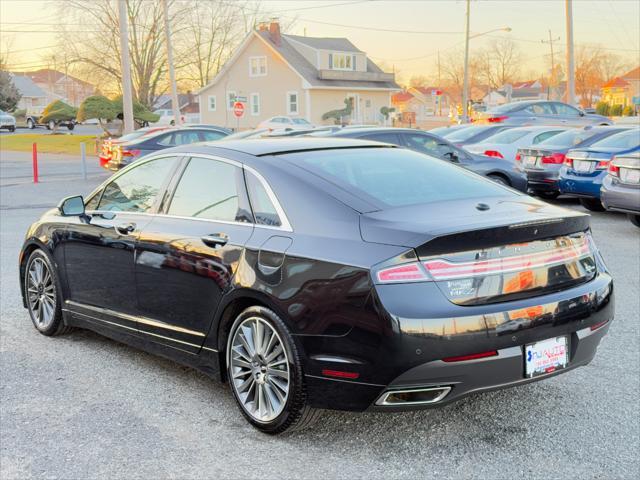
[269,19,281,46]
[258,22,268,32]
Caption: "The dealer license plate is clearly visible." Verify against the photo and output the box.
[574,160,592,173]
[620,168,640,184]
[525,336,569,378]
[524,155,538,167]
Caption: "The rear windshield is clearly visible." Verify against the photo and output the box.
[289,148,514,208]
[118,131,148,142]
[445,125,496,142]
[482,129,529,144]
[537,129,599,148]
[590,129,640,149]
[429,125,470,137]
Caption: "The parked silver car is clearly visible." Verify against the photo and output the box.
[475,101,612,127]
[0,110,16,132]
[600,152,640,228]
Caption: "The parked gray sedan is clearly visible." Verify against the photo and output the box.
[476,101,612,127]
[601,152,640,227]
[0,109,16,132]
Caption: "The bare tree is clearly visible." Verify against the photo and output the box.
[478,38,521,90]
[439,49,480,103]
[575,45,631,107]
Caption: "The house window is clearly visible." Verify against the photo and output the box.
[331,53,355,71]
[249,56,267,77]
[250,93,260,116]
[287,91,299,115]
[208,95,216,112]
[227,91,236,110]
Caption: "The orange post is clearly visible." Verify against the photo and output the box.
[32,143,39,183]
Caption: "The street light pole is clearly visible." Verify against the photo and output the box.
[565,0,576,105]
[461,0,471,123]
[162,0,182,126]
[117,0,134,134]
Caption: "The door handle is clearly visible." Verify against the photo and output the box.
[115,222,136,235]
[201,234,228,247]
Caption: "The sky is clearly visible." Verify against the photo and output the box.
[1,0,639,82]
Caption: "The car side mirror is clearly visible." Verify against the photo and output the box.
[444,151,459,162]
[58,195,85,216]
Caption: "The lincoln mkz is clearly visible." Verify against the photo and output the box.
[19,139,614,433]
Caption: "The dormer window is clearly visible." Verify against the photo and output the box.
[329,53,356,71]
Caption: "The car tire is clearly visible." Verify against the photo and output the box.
[579,198,606,212]
[67,123,75,131]
[24,249,72,337]
[628,214,640,228]
[27,118,35,129]
[488,174,510,186]
[47,120,56,130]
[226,306,320,434]
[170,120,175,126]
[9,126,15,132]
[536,191,559,200]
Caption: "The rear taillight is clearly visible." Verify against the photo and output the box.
[515,153,522,163]
[122,148,141,157]
[596,157,613,170]
[542,153,566,164]
[487,116,508,123]
[608,159,620,177]
[565,157,574,168]
[484,150,504,158]
[375,262,429,283]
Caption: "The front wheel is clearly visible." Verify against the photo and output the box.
[579,197,606,212]
[67,123,75,131]
[24,249,72,336]
[27,118,35,129]
[47,120,55,130]
[226,306,320,434]
[628,214,640,228]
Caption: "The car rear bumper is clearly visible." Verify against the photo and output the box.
[304,272,613,411]
[559,172,606,198]
[601,176,640,214]
[526,169,560,192]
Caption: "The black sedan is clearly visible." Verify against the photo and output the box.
[104,126,229,171]
[20,139,613,434]
[316,127,528,191]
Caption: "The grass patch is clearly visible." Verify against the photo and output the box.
[0,134,98,155]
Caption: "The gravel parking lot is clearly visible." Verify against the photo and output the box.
[1,150,638,479]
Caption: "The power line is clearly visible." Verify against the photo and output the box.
[283,16,465,34]
[268,0,374,13]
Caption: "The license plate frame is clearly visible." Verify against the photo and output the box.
[524,155,538,168]
[524,335,569,378]
[574,160,592,173]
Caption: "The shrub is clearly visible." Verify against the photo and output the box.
[595,101,609,116]
[610,104,623,116]
[622,105,635,117]
[39,100,77,132]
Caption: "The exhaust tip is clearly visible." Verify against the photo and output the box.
[375,386,451,406]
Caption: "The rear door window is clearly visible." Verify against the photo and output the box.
[245,172,282,227]
[533,130,562,144]
[553,103,581,116]
[167,157,251,223]
[525,103,554,115]
[199,130,226,141]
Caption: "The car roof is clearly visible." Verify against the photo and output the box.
[180,137,392,156]
[330,127,425,136]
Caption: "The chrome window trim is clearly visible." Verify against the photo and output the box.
[85,151,293,232]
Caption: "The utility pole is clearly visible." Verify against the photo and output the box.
[542,30,560,100]
[565,0,576,105]
[118,0,135,134]
[461,0,471,123]
[163,0,182,126]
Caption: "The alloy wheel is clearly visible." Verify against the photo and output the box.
[229,317,290,423]
[26,257,57,330]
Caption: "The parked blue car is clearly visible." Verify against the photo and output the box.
[558,128,640,211]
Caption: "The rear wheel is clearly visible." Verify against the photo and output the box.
[47,120,55,130]
[24,249,71,336]
[227,306,319,434]
[487,174,510,187]
[579,197,606,212]
[27,118,35,129]
[628,214,640,228]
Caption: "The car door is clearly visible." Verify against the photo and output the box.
[552,102,584,126]
[63,155,181,326]
[523,102,556,125]
[134,155,254,353]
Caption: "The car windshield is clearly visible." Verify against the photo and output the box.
[292,118,310,125]
[481,129,529,144]
[118,130,150,142]
[537,129,600,148]
[289,148,513,208]
[445,126,496,142]
[589,129,640,149]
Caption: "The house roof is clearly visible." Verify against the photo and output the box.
[411,86,446,96]
[10,74,47,98]
[512,80,540,89]
[603,76,631,88]
[392,91,414,103]
[256,31,399,90]
[22,69,93,88]
[284,34,363,53]
[621,66,640,80]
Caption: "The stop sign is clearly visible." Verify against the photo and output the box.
[233,101,245,118]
